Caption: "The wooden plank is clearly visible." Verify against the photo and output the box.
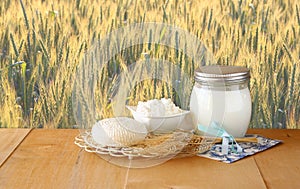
[0,129,267,189]
[250,129,300,189]
[0,129,128,189]
[124,157,267,189]
[0,129,31,167]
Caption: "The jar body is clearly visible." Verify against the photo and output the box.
[190,82,251,137]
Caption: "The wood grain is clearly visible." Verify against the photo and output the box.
[0,129,128,189]
[0,129,31,167]
[124,157,267,189]
[0,129,268,189]
[1,129,300,189]
[251,129,300,189]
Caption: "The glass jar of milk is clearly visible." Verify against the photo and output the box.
[190,65,251,137]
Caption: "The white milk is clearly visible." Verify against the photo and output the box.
[190,86,251,137]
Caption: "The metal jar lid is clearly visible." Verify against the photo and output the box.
[194,65,250,84]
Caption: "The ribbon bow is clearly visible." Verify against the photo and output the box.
[198,122,243,155]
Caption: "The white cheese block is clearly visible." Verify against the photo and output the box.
[91,117,147,146]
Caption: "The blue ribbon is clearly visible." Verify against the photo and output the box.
[198,122,243,154]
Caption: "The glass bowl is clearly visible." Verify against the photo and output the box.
[126,105,190,134]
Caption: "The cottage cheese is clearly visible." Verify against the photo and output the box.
[136,98,182,117]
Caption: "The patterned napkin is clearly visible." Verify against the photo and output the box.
[198,134,282,163]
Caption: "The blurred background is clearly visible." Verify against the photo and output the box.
[0,0,299,129]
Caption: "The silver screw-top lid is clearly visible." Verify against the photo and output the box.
[194,65,250,83]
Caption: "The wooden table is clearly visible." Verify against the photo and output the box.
[0,129,299,189]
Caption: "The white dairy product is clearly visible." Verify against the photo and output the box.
[190,87,252,137]
[160,98,181,115]
[91,117,147,146]
[191,65,252,137]
[91,121,117,146]
[136,99,165,117]
[136,98,181,117]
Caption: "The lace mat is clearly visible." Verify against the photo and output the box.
[75,130,215,159]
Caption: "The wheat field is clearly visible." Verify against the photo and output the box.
[0,0,299,128]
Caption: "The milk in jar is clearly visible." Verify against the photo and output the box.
[190,65,252,137]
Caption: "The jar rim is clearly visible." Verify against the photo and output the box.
[194,65,250,83]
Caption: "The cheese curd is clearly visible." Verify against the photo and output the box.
[136,98,181,117]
